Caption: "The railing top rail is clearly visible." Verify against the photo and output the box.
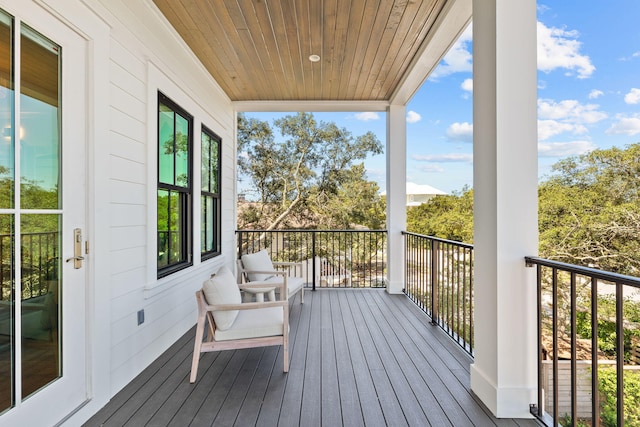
[525,255,640,288]
[236,229,388,233]
[401,231,474,250]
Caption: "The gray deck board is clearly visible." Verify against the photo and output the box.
[83,289,542,427]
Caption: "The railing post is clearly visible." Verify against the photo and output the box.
[312,231,316,291]
[431,239,439,325]
[237,230,243,260]
[616,281,624,426]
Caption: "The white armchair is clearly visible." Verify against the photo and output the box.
[190,265,289,383]
[238,250,304,304]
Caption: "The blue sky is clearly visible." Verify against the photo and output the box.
[241,1,640,196]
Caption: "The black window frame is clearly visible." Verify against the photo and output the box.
[200,125,222,260]
[157,92,193,278]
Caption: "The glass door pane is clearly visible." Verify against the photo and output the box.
[19,24,61,400]
[20,24,60,210]
[20,215,60,400]
[0,11,13,210]
[0,214,14,412]
[0,9,13,413]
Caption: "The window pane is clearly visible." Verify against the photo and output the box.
[158,104,175,185]
[0,14,13,210]
[174,114,189,188]
[211,139,219,193]
[201,131,220,194]
[157,189,186,268]
[20,25,60,209]
[157,189,170,267]
[201,195,213,252]
[201,132,211,192]
[168,191,183,264]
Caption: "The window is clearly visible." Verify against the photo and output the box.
[201,126,221,259]
[157,92,192,277]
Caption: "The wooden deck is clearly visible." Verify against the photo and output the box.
[85,289,541,427]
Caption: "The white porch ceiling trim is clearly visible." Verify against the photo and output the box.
[391,0,472,105]
[233,100,391,113]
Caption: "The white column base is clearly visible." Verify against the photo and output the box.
[470,364,536,419]
[385,280,404,294]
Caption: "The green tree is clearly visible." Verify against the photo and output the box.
[406,186,474,242]
[237,112,384,230]
[539,143,640,275]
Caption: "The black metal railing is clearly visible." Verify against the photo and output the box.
[1,231,59,302]
[403,232,474,356]
[526,256,640,427]
[236,230,387,289]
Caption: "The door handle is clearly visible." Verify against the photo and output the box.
[66,228,83,269]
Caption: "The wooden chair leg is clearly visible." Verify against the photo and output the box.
[190,308,207,383]
[283,342,289,373]
[283,305,289,372]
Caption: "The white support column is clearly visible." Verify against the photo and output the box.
[470,0,538,418]
[386,104,406,294]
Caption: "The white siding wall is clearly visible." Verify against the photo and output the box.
[98,0,237,396]
[1,0,239,424]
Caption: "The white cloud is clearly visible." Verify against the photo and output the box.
[537,21,595,79]
[412,153,473,163]
[588,89,603,99]
[624,88,640,105]
[538,141,596,157]
[417,164,445,173]
[606,114,640,136]
[537,99,605,141]
[430,25,473,78]
[354,112,380,121]
[445,122,473,143]
[538,120,587,141]
[406,110,421,123]
[461,78,473,92]
[620,51,640,61]
[538,99,607,124]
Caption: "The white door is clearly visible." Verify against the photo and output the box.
[0,4,88,425]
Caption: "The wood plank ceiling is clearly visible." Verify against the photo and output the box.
[152,0,448,102]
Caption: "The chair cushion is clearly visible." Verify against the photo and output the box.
[265,276,304,297]
[241,250,275,282]
[202,265,241,331]
[214,306,284,341]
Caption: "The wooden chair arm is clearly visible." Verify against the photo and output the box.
[241,269,286,276]
[239,281,286,291]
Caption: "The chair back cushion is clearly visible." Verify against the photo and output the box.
[241,250,274,282]
[202,265,241,330]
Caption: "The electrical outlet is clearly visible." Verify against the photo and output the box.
[137,309,145,325]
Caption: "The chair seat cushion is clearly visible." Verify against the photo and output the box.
[214,306,284,341]
[241,250,275,282]
[264,276,303,296]
[202,266,241,331]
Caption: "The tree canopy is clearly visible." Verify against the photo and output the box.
[406,186,474,242]
[406,143,640,275]
[539,143,640,275]
[237,112,384,230]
